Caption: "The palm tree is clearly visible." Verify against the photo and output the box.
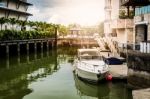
[27,21,36,28]
[21,21,27,31]
[9,18,17,30]
[16,20,27,31]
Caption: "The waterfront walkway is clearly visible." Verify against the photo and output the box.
[100,52,127,79]
[133,88,150,99]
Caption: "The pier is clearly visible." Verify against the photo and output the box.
[0,39,56,58]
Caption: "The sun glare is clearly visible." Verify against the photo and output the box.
[70,5,102,26]
[29,0,105,26]
[62,1,105,26]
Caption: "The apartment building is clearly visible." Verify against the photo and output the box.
[121,0,150,88]
[121,0,150,52]
[104,0,134,45]
[0,0,32,30]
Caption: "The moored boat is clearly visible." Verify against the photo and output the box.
[74,49,109,82]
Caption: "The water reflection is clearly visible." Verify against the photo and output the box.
[74,75,133,99]
[0,47,132,99]
[74,75,110,99]
[0,49,59,99]
[6,54,9,69]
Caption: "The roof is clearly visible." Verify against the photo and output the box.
[9,0,33,6]
[19,1,33,6]
[0,6,32,16]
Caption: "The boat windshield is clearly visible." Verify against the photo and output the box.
[79,51,102,60]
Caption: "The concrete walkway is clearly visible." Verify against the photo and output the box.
[108,64,127,79]
[133,88,150,99]
[100,51,127,79]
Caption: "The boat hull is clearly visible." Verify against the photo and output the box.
[75,67,107,82]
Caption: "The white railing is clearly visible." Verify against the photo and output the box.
[117,42,150,53]
[140,42,150,53]
[95,37,106,49]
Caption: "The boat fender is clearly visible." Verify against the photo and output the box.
[106,74,112,81]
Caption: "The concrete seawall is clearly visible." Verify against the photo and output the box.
[128,69,150,88]
[127,50,150,88]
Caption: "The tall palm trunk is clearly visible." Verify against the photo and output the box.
[1,24,2,30]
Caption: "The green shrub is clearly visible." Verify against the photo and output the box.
[0,30,55,40]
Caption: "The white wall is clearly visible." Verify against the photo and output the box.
[116,29,126,43]
[8,12,18,19]
[8,1,16,10]
[19,4,27,12]
[19,15,27,21]
[127,29,134,43]
[111,0,120,20]
[104,22,112,35]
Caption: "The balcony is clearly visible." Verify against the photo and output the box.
[111,19,133,29]
[119,10,134,19]
[121,0,150,6]
[0,6,32,16]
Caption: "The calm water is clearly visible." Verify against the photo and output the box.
[0,47,133,99]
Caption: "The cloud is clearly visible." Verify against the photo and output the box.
[28,0,105,25]
[48,14,60,24]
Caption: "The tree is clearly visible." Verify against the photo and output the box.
[9,18,17,30]
[58,25,68,38]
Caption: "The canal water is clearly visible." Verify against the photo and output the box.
[0,47,133,99]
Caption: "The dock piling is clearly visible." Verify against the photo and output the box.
[41,41,43,58]
[26,42,29,63]
[34,42,37,60]
[17,43,20,64]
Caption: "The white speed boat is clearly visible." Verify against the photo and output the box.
[74,49,109,82]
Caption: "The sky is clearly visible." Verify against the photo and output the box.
[28,0,105,26]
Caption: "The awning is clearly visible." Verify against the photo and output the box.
[121,0,150,6]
